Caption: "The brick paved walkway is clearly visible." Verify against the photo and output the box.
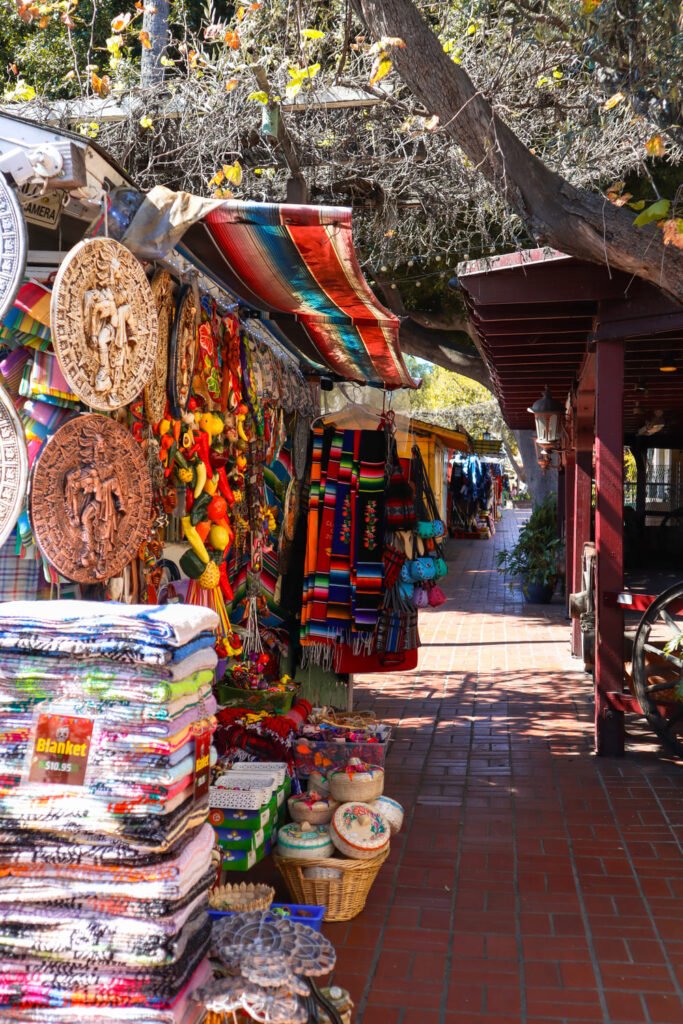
[326,509,683,1024]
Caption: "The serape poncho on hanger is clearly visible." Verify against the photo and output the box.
[300,426,387,669]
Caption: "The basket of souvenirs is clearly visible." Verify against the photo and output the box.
[274,846,390,922]
[294,713,391,776]
[215,658,299,712]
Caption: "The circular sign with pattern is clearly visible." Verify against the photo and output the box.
[50,238,158,411]
[0,174,27,323]
[29,414,152,583]
[0,382,28,548]
[144,269,175,424]
[169,283,199,418]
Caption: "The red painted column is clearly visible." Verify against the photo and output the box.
[595,339,625,756]
[572,447,593,657]
[565,451,575,618]
[571,360,595,660]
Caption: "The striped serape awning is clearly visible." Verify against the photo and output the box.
[203,202,415,389]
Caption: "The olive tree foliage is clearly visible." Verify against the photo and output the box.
[4,0,681,276]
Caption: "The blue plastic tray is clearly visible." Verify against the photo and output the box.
[209,903,325,932]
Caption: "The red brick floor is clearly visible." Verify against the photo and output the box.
[324,510,683,1024]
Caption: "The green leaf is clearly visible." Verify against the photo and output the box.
[628,200,646,211]
[633,199,671,227]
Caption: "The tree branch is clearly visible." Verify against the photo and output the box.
[353,0,683,303]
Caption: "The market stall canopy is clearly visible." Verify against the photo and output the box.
[122,186,415,390]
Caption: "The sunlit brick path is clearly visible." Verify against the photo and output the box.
[326,509,683,1024]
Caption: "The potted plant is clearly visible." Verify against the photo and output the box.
[496,496,563,603]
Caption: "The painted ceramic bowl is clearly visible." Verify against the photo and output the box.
[330,801,390,860]
[277,821,335,860]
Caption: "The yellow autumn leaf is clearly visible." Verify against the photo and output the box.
[224,30,240,49]
[225,77,239,92]
[661,219,683,248]
[288,63,320,83]
[302,28,325,40]
[222,161,243,186]
[581,0,603,12]
[237,5,246,20]
[370,54,392,86]
[139,115,154,129]
[466,22,478,35]
[645,134,667,158]
[139,30,151,49]
[160,56,175,67]
[209,170,225,186]
[603,91,625,110]
[111,13,131,32]
[247,91,269,104]
[91,72,111,97]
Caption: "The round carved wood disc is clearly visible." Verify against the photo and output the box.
[29,414,152,583]
[50,238,159,411]
[144,269,175,424]
[0,382,28,548]
[169,283,199,418]
[0,175,27,322]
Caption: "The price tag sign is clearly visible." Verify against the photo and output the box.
[194,729,211,800]
[28,713,94,787]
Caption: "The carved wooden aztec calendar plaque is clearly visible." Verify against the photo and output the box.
[50,238,158,411]
[30,414,152,583]
[0,174,27,322]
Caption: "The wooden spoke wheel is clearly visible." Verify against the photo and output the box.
[632,582,683,758]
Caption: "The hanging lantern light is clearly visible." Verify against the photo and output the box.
[528,386,564,447]
[537,448,553,472]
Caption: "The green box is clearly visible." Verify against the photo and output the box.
[208,796,277,832]
[220,830,277,872]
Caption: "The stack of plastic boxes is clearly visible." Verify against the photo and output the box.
[209,763,290,873]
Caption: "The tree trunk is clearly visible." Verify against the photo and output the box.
[140,0,170,89]
[354,0,683,304]
[514,430,558,506]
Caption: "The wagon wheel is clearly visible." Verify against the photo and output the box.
[632,582,683,758]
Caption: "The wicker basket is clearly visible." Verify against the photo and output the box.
[328,760,384,803]
[209,882,275,913]
[288,793,339,825]
[274,846,390,922]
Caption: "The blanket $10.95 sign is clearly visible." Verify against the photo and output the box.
[28,713,94,787]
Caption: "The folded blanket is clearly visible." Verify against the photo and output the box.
[0,602,218,648]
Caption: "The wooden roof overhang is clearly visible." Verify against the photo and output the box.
[458,249,683,444]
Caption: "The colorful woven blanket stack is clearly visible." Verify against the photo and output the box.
[0,601,218,1023]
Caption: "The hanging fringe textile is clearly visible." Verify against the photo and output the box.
[300,426,388,669]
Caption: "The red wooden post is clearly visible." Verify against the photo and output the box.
[594,339,625,756]
[565,451,575,618]
[572,360,595,659]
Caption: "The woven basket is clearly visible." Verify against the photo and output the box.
[328,764,384,803]
[209,882,275,913]
[274,846,390,922]
[288,794,339,825]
